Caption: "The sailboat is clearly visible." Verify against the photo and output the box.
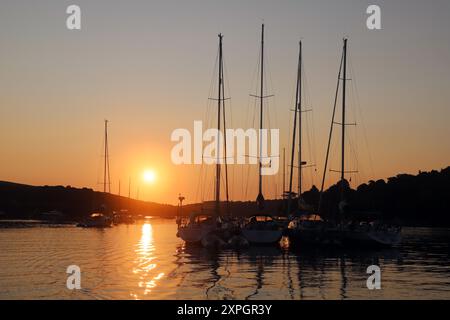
[177,34,231,246]
[241,24,283,245]
[78,120,113,228]
[320,39,401,247]
[284,41,332,246]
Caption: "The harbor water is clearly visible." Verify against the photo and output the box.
[0,218,449,299]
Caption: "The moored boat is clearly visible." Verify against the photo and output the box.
[177,212,218,244]
[292,39,401,248]
[287,214,342,246]
[113,209,135,225]
[340,219,402,247]
[77,213,112,228]
[177,33,237,247]
[240,24,283,246]
[242,215,283,245]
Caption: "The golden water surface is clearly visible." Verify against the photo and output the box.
[0,218,449,299]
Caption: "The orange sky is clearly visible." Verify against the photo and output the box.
[0,0,449,204]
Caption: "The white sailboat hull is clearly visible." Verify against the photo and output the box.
[177,225,216,244]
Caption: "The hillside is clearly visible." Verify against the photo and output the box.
[0,181,176,220]
[0,166,449,226]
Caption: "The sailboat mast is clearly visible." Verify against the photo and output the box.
[103,119,110,193]
[341,38,347,200]
[318,42,344,213]
[287,41,302,214]
[215,34,223,213]
[258,24,264,203]
[220,36,230,213]
[298,41,303,199]
[282,147,286,197]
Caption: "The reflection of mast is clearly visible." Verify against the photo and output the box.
[103,119,111,193]
[246,258,264,299]
[283,250,295,299]
[339,256,348,299]
[297,256,305,299]
[205,257,221,298]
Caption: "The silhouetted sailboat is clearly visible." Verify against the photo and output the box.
[320,39,401,247]
[241,24,283,245]
[78,120,113,228]
[332,39,400,246]
[177,34,230,246]
[284,41,330,245]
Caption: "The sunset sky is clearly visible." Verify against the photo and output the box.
[0,0,449,204]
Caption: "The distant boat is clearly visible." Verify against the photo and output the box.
[113,209,135,225]
[241,24,283,245]
[77,213,112,228]
[36,210,65,221]
[340,219,402,246]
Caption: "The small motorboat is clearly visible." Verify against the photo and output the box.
[77,213,113,228]
[113,210,135,225]
[340,220,402,247]
[241,215,283,245]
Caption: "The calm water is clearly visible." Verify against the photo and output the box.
[0,218,449,300]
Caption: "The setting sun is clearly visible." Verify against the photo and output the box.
[143,170,157,184]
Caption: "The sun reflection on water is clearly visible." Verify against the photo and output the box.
[130,222,165,299]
